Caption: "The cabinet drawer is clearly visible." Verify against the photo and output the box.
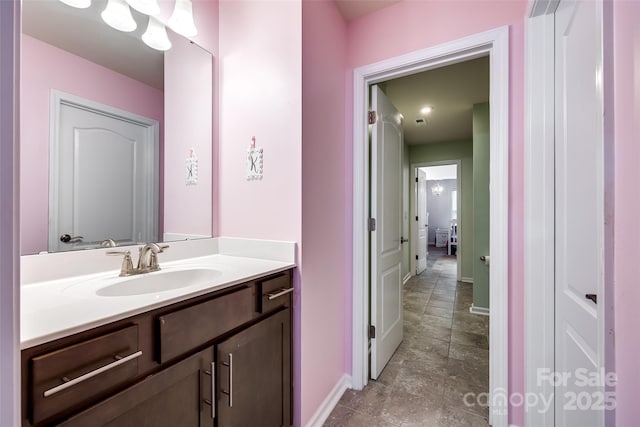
[157,286,254,363]
[29,325,140,425]
[258,272,293,314]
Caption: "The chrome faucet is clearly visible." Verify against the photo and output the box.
[107,243,169,276]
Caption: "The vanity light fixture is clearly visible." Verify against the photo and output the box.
[126,0,160,16]
[142,16,172,51]
[168,0,198,38]
[59,0,92,8]
[101,0,137,32]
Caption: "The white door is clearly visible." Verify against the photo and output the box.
[370,85,404,379]
[50,94,158,252]
[416,168,428,274]
[554,0,604,425]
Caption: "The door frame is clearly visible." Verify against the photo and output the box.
[524,1,613,426]
[410,160,462,281]
[351,26,510,426]
[0,1,21,425]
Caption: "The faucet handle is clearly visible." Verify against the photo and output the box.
[149,244,169,271]
[106,250,134,276]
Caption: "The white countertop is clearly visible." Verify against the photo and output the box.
[21,238,296,349]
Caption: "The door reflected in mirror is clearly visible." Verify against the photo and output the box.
[20,0,213,255]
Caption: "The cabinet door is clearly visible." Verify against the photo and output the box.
[59,348,215,427]
[217,309,291,427]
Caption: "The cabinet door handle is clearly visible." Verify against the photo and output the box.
[266,287,294,301]
[43,350,142,397]
[203,362,215,419]
[221,353,233,407]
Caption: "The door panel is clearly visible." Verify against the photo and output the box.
[370,85,404,379]
[416,169,428,274]
[216,309,291,427]
[554,0,604,425]
[51,98,157,252]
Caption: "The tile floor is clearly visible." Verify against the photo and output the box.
[325,247,490,426]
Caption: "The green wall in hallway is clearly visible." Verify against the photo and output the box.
[472,102,490,310]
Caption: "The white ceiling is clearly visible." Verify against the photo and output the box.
[421,165,457,181]
[383,56,490,145]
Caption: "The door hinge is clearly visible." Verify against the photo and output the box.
[416,255,419,260]
[368,111,377,125]
[415,177,419,183]
[368,325,376,339]
[368,218,376,231]
[415,216,419,221]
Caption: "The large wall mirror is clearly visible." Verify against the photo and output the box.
[20,0,213,255]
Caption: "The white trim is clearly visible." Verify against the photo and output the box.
[524,3,558,427]
[470,305,490,316]
[410,160,462,281]
[0,1,21,425]
[461,277,474,284]
[352,26,510,427]
[304,375,352,427]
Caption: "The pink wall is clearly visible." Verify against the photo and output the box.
[301,0,348,424]
[170,0,220,236]
[217,0,302,242]
[164,32,212,237]
[613,0,640,424]
[20,35,164,254]
[346,1,527,425]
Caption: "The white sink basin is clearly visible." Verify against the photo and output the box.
[94,268,222,297]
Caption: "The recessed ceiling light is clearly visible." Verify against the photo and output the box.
[420,106,433,115]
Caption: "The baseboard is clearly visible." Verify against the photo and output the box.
[461,277,474,284]
[402,273,412,285]
[305,374,352,427]
[469,305,490,316]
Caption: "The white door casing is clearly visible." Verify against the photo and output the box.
[49,91,159,252]
[353,27,509,426]
[554,0,605,425]
[370,85,404,379]
[416,168,428,275]
[525,1,609,426]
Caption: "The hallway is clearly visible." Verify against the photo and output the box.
[325,248,489,426]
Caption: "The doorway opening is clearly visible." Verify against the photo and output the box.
[351,27,509,426]
[412,163,462,281]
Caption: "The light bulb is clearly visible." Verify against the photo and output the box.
[142,16,172,51]
[101,0,137,33]
[168,0,197,38]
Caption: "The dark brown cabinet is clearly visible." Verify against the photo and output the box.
[21,269,293,427]
[59,348,214,427]
[217,309,291,427]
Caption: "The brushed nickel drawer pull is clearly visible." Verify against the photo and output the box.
[43,350,142,398]
[221,353,233,407]
[203,362,216,419]
[266,287,293,301]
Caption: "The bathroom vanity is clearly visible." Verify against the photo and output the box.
[20,239,295,427]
